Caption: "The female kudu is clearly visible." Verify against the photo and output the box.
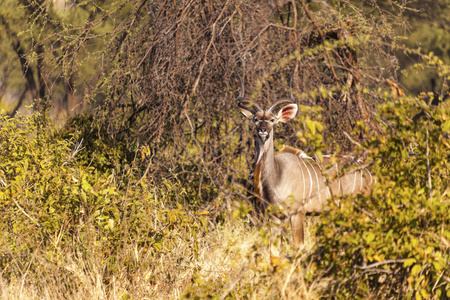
[237,79,372,247]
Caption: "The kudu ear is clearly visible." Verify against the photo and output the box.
[239,107,255,119]
[238,100,261,120]
[276,104,298,123]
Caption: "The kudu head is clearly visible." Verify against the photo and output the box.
[237,75,298,145]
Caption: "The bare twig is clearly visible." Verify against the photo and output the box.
[443,275,450,283]
[343,131,362,148]
[282,261,298,296]
[219,258,255,300]
[371,110,396,130]
[355,259,406,270]
[62,138,85,166]
[191,0,230,96]
[12,197,42,228]
[298,0,339,81]
[1,178,41,227]
[354,203,380,223]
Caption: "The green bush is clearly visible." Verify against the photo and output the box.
[0,112,208,289]
[313,96,450,299]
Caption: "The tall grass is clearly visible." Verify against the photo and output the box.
[0,216,324,299]
[0,112,326,299]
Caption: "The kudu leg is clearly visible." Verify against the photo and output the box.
[291,210,306,247]
[269,217,283,264]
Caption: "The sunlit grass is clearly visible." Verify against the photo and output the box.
[0,213,324,300]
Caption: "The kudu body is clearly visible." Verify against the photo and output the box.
[238,81,372,247]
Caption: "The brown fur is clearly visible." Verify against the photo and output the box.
[278,145,304,156]
[239,100,373,248]
[254,162,262,200]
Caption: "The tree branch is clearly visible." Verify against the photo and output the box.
[298,0,339,81]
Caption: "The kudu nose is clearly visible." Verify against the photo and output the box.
[258,128,268,141]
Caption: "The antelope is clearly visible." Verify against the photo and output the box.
[237,78,373,247]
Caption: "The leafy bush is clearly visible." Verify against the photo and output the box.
[313,95,450,299]
[0,112,209,297]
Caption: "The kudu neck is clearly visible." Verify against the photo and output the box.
[255,131,278,174]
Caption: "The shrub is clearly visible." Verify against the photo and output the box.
[0,112,208,297]
[313,95,450,299]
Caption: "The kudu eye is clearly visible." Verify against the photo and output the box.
[270,118,275,122]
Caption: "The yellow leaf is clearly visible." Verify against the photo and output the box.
[403,258,416,267]
[411,264,422,276]
[373,254,383,262]
[270,256,282,266]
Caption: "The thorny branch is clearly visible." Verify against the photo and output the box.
[62,138,85,167]
[14,0,399,208]
[355,259,406,271]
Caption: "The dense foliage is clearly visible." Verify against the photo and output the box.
[315,95,450,299]
[0,113,209,298]
[0,0,449,299]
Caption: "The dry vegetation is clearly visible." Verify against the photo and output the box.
[1,0,450,299]
[0,208,322,299]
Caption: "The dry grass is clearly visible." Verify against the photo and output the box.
[0,216,325,300]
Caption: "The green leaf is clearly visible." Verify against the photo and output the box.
[81,180,93,192]
[432,261,444,273]
[442,120,450,132]
[81,191,87,202]
[306,118,316,135]
[415,291,422,300]
[411,264,422,276]
[365,232,375,244]
[403,258,416,267]
[153,240,162,251]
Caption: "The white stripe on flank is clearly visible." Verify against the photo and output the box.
[367,168,373,185]
[351,170,357,194]
[306,159,321,203]
[315,158,323,171]
[360,169,363,191]
[297,160,306,201]
[322,160,331,198]
[301,159,313,200]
